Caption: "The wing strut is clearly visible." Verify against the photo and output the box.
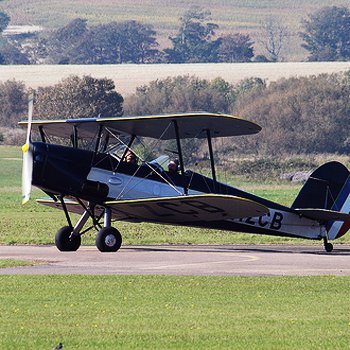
[72,125,78,148]
[206,129,217,193]
[173,119,188,195]
[120,134,136,162]
[38,125,46,143]
[58,195,73,228]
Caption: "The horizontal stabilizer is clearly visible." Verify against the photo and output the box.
[294,208,350,222]
[105,194,269,224]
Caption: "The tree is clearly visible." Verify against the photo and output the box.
[0,11,10,33]
[115,20,160,63]
[164,7,220,63]
[218,34,254,62]
[300,6,350,61]
[44,19,161,64]
[0,80,27,128]
[45,18,88,63]
[68,22,120,64]
[124,75,236,116]
[0,11,30,64]
[0,40,30,64]
[34,75,124,119]
[234,73,350,155]
[259,17,288,62]
[235,77,266,97]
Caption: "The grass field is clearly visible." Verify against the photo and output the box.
[0,275,349,349]
[2,0,350,60]
[0,259,35,268]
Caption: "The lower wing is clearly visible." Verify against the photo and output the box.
[38,194,269,225]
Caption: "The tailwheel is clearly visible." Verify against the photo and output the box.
[324,242,333,253]
[96,227,122,252]
[323,236,333,253]
[55,226,81,251]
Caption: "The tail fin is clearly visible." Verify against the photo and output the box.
[292,161,350,239]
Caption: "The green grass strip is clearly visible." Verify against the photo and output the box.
[0,275,349,349]
[0,259,36,268]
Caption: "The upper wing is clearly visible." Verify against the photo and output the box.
[19,112,261,140]
[99,113,261,139]
[37,194,269,225]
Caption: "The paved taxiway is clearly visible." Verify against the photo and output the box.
[0,244,349,276]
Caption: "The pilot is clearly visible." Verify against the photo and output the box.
[125,150,138,165]
[168,159,179,173]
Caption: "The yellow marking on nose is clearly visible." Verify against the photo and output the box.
[22,143,29,153]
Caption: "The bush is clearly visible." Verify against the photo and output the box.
[0,80,27,128]
[34,75,123,119]
[233,72,350,155]
[0,127,26,146]
[124,75,236,115]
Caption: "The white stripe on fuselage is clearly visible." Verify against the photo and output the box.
[231,208,324,240]
[87,167,200,199]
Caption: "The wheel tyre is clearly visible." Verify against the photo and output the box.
[96,227,122,252]
[325,242,333,253]
[55,226,81,251]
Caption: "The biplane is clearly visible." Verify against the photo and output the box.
[20,96,350,253]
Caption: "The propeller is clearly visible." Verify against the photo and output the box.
[21,93,34,204]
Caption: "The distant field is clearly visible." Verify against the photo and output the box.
[1,62,349,96]
[2,0,350,60]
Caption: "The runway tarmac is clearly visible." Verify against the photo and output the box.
[1,244,350,276]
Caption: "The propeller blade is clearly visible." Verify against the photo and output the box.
[21,93,34,204]
[21,149,33,204]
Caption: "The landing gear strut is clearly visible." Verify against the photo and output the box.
[323,237,333,253]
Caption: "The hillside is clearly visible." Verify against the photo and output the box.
[1,0,350,61]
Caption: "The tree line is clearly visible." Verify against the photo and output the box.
[1,6,350,64]
[1,71,349,159]
[232,71,350,156]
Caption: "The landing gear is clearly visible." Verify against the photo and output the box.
[55,199,123,253]
[96,227,122,252]
[96,207,122,252]
[55,226,81,251]
[323,237,333,253]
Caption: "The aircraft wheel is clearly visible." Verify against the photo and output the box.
[55,226,81,251]
[324,242,333,253]
[96,227,122,252]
